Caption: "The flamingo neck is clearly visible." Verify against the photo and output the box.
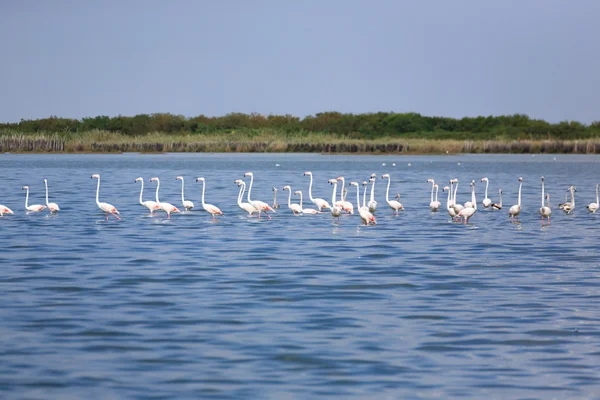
[596,185,599,204]
[362,185,367,208]
[298,193,303,210]
[45,180,49,206]
[430,182,434,202]
[155,179,160,204]
[237,184,244,206]
[339,178,345,202]
[273,190,277,205]
[499,191,502,207]
[95,178,100,206]
[307,174,315,202]
[370,180,375,202]
[517,182,522,207]
[472,185,477,210]
[446,187,451,209]
[385,177,391,203]
[24,188,29,208]
[453,182,459,204]
[287,189,292,207]
[247,175,253,203]
[331,183,337,206]
[485,180,489,198]
[139,180,144,205]
[570,187,575,206]
[200,180,206,207]
[541,181,545,207]
[355,185,360,210]
[434,186,439,203]
[180,179,185,203]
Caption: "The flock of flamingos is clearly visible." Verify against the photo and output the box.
[2,172,599,226]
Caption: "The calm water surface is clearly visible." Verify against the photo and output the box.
[1,153,599,399]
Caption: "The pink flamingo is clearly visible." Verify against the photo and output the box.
[91,174,121,220]
[243,172,275,219]
[196,177,224,221]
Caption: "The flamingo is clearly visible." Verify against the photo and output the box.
[175,176,194,211]
[294,190,320,214]
[362,180,370,212]
[196,177,223,221]
[451,179,464,216]
[491,189,503,210]
[243,172,275,219]
[0,203,14,217]
[329,179,342,223]
[538,176,552,225]
[304,172,331,210]
[508,177,523,222]
[448,179,455,208]
[381,174,403,215]
[282,185,302,215]
[394,193,404,211]
[91,174,120,220]
[458,180,477,224]
[586,184,599,213]
[560,186,576,214]
[427,179,441,211]
[335,177,353,214]
[367,173,377,213]
[149,177,180,218]
[234,179,258,216]
[443,186,457,220]
[272,187,281,209]
[350,181,376,225]
[22,186,46,212]
[43,179,60,213]
[481,177,492,208]
[135,177,159,215]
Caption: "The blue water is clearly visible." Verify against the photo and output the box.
[1,153,599,399]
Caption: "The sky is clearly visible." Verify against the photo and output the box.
[1,0,599,123]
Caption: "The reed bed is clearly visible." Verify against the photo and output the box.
[1,130,600,154]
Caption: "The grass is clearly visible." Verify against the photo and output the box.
[1,129,600,154]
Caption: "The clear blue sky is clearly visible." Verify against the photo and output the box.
[1,0,599,123]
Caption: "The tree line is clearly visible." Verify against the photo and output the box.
[2,112,600,140]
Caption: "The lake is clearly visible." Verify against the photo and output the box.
[0,153,599,399]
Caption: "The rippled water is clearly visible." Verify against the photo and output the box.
[1,153,599,399]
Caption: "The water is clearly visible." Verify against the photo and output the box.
[1,153,599,399]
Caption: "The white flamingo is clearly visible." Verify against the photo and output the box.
[481,177,492,208]
[335,177,354,214]
[135,177,159,215]
[272,187,281,209]
[176,176,194,211]
[0,203,14,217]
[586,184,599,213]
[294,190,319,214]
[458,180,477,224]
[43,179,60,213]
[282,185,302,215]
[427,179,441,211]
[508,177,523,222]
[91,174,120,220]
[491,189,503,210]
[560,186,576,214]
[22,186,46,212]
[244,172,275,219]
[350,181,376,225]
[196,177,224,221]
[304,171,331,210]
[381,174,403,215]
[368,173,377,213]
[451,179,464,216]
[538,176,552,225]
[234,179,258,216]
[443,185,457,219]
[150,177,180,218]
[329,179,342,223]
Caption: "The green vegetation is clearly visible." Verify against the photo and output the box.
[1,112,600,153]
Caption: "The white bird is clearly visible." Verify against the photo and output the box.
[451,179,464,216]
[272,187,281,209]
[43,179,60,213]
[335,177,354,214]
[508,177,523,222]
[367,173,377,213]
[150,177,180,218]
[282,185,302,215]
[196,177,224,221]
[491,189,503,210]
[458,180,477,224]
[244,172,276,219]
[350,181,376,225]
[0,203,14,217]
[91,174,120,220]
[22,185,46,212]
[586,184,599,213]
[538,176,552,225]
[234,179,258,216]
[294,190,319,214]
[176,176,194,211]
[135,177,159,215]
[304,171,331,211]
[329,179,342,223]
[443,185,456,220]
[381,174,404,215]
[427,179,441,211]
[560,186,576,214]
[481,177,492,208]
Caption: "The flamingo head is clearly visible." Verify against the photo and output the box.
[22,185,29,190]
[518,177,523,182]
[434,184,438,189]
[336,176,344,181]
[135,177,143,183]
[350,182,359,187]
[546,194,550,199]
[499,189,503,193]
[442,186,449,192]
[381,174,390,179]
[176,176,183,181]
[370,173,376,178]
[91,174,100,179]
[481,177,488,182]
[452,178,459,183]
[395,193,401,199]
[272,187,277,192]
[150,177,159,183]
[427,178,434,184]
[172,207,181,213]
[294,190,301,195]
[370,215,376,223]
[244,172,253,177]
[44,178,48,183]
[196,177,205,182]
[328,179,337,185]
[362,181,368,186]
[283,185,290,191]
[304,171,312,176]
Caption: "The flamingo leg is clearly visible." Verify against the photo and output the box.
[113,213,121,220]
[105,213,109,221]
[264,211,271,219]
